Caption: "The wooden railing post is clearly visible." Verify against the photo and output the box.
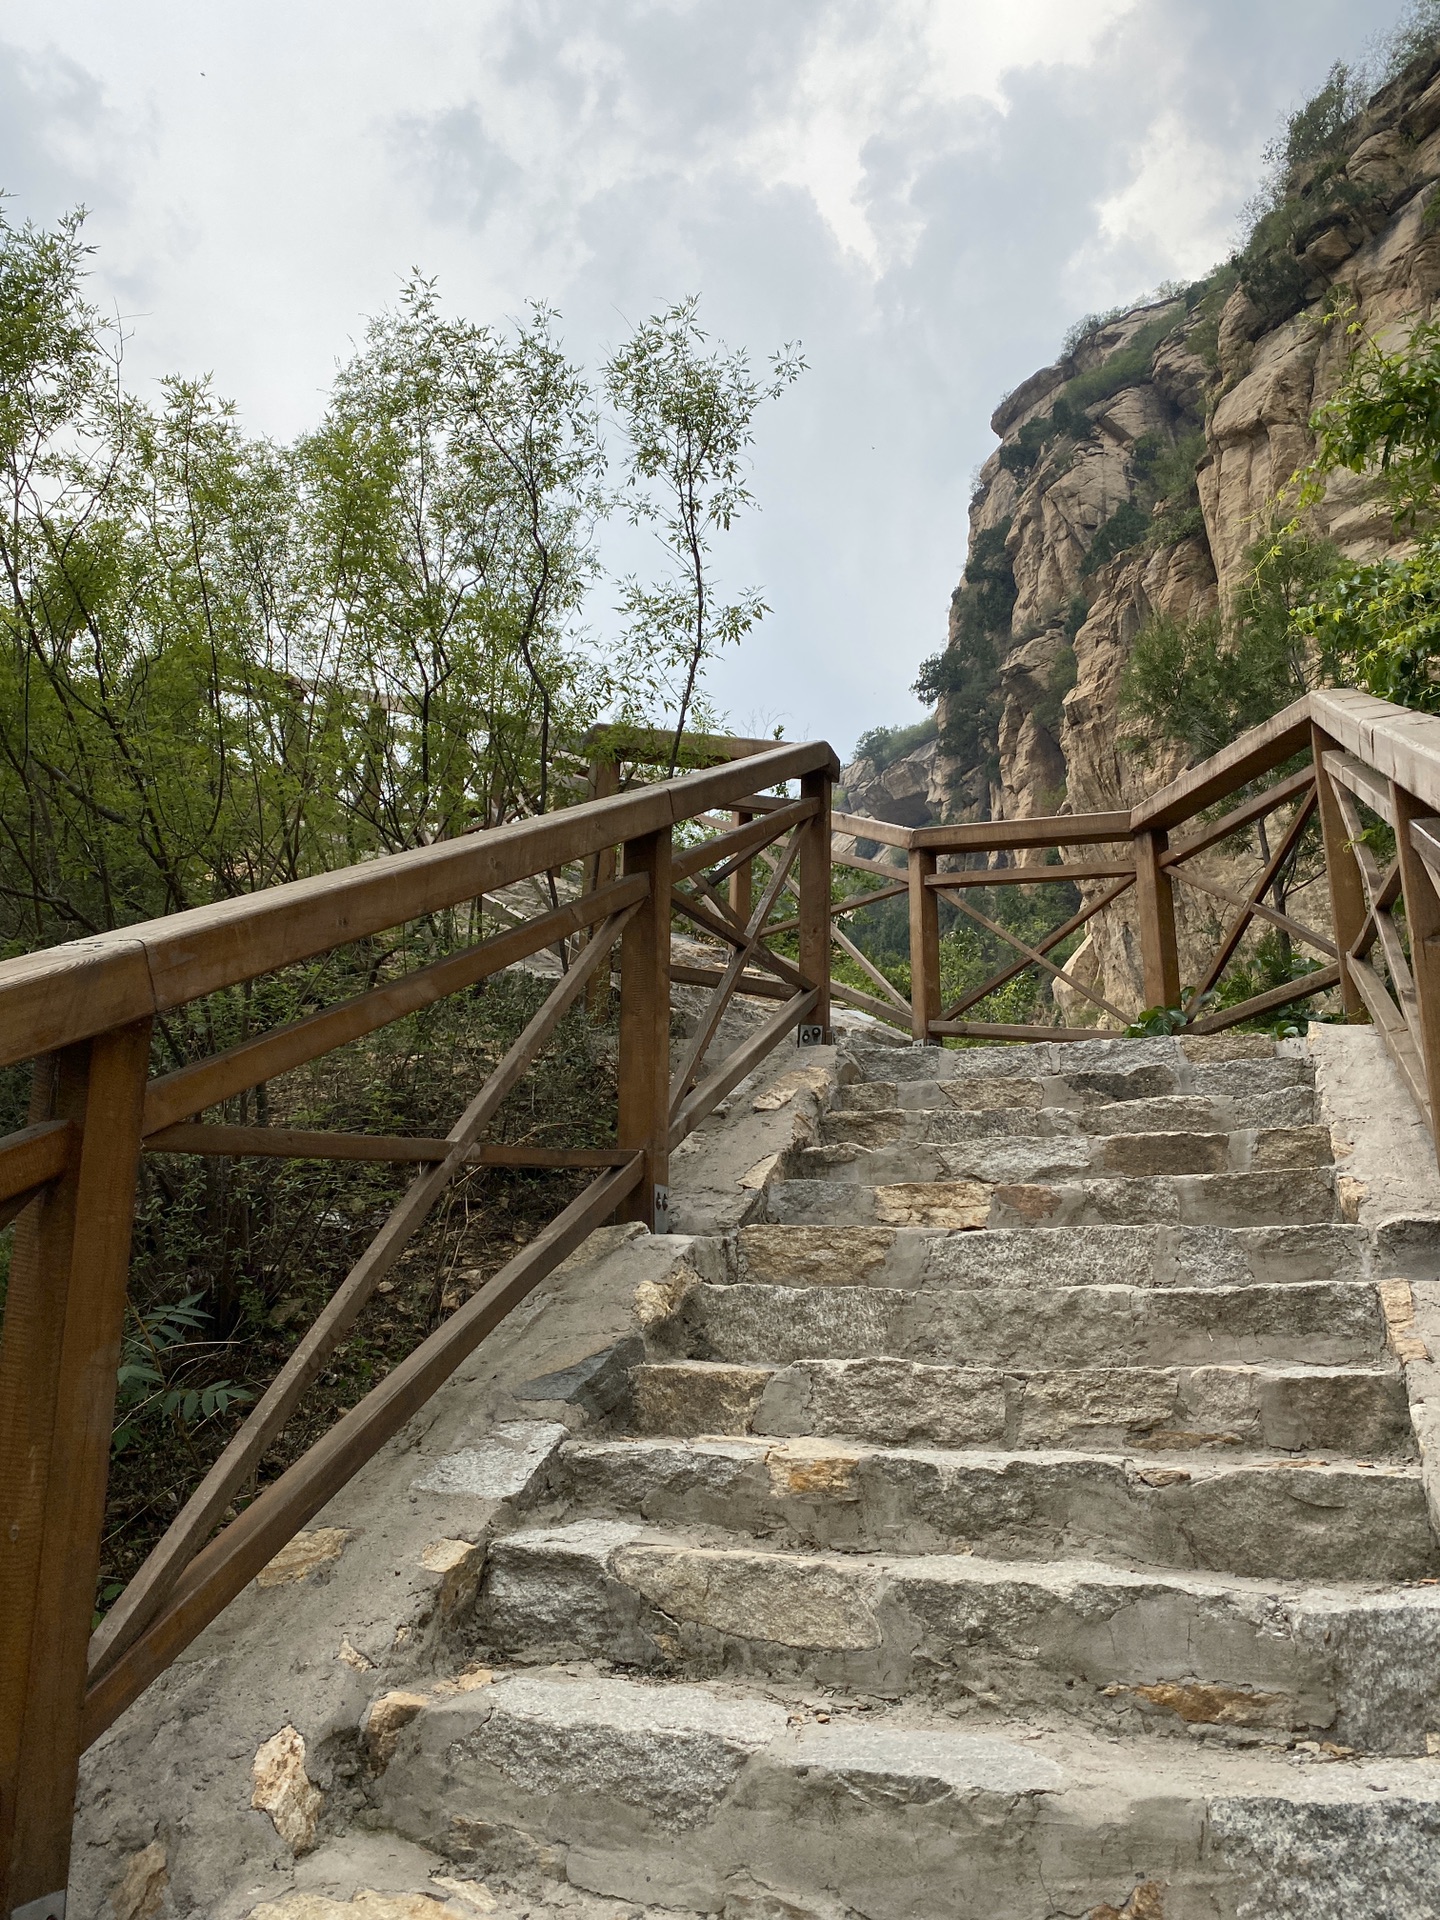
[616,826,672,1232]
[0,1016,152,1918]
[584,754,620,1016]
[1134,828,1181,1011]
[1311,723,1365,1018]
[728,808,755,925]
[908,848,940,1042]
[1394,783,1440,1146]
[798,771,833,1043]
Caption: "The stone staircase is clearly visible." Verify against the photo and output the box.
[363,1033,1440,1920]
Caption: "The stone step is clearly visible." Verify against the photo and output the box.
[553,1435,1436,1582]
[841,1056,1313,1112]
[679,1278,1385,1369]
[794,1124,1332,1187]
[730,1221,1381,1292]
[374,1664,1440,1918]
[626,1357,1413,1457]
[765,1166,1341,1230]
[476,1520,1440,1753]
[842,1030,1278,1081]
[821,1087,1317,1140]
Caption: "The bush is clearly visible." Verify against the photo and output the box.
[850,716,937,772]
[1081,501,1150,578]
[100,966,621,1600]
[1032,639,1079,737]
[1121,532,1339,759]
[843,875,1084,1028]
[1293,537,1440,709]
[914,520,1018,779]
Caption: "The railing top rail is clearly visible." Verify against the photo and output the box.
[831,810,916,850]
[583,724,786,766]
[0,739,838,1072]
[1310,688,1440,817]
[912,812,1132,854]
[1128,697,1314,834]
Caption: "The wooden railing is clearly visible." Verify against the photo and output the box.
[7,685,1440,1909]
[0,738,837,1918]
[810,689,1440,1149]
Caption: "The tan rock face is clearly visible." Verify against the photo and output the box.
[614,1543,883,1649]
[849,49,1440,1018]
[256,1527,353,1588]
[736,1225,895,1286]
[419,1537,487,1620]
[110,1839,168,1920]
[361,1689,430,1770]
[764,1441,865,1502]
[1128,1679,1291,1727]
[632,1361,771,1435]
[872,1181,989,1228]
[250,1724,323,1854]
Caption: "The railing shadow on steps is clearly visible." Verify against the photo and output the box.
[0,682,1438,1911]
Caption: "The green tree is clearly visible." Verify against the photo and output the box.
[1120,531,1339,762]
[913,519,1017,779]
[302,281,608,839]
[1289,313,1440,711]
[604,298,804,774]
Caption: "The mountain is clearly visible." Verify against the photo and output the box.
[840,39,1440,1008]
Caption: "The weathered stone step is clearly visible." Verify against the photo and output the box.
[766,1166,1340,1230]
[477,1520,1440,1753]
[844,1063,1314,1124]
[680,1278,1385,1369]
[843,1030,1271,1081]
[374,1663,1440,1918]
[821,1088,1317,1141]
[731,1220,1384,1292]
[794,1124,1332,1187]
[626,1356,1413,1457]
[553,1435,1436,1581]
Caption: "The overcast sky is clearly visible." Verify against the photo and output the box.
[0,0,1392,758]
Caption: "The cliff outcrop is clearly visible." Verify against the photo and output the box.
[841,41,1440,1012]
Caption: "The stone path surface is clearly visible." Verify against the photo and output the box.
[76,1028,1440,1920]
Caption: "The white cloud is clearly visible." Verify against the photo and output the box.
[1076,107,1264,297]
[0,0,1398,753]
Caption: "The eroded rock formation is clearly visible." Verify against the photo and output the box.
[841,43,1440,1011]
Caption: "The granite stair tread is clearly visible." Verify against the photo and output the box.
[353,1030,1440,1915]
[549,1432,1436,1581]
[475,1517,1440,1751]
[372,1661,1440,1917]
[624,1355,1414,1456]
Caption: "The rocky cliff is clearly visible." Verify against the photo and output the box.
[841,41,1440,1011]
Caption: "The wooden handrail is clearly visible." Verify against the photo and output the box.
[911,811,1131,852]
[826,692,1440,1102]
[1129,696,1313,832]
[22,684,1440,1907]
[0,737,844,1914]
[0,741,837,1070]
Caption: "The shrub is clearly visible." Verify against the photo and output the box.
[850,716,937,772]
[914,521,1017,778]
[1121,533,1338,759]
[1081,501,1150,577]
